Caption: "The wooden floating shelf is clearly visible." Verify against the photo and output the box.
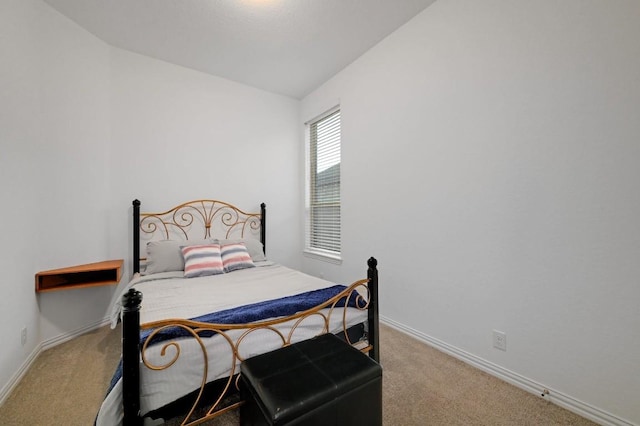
[35,259,123,293]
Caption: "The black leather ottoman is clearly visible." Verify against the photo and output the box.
[240,333,382,426]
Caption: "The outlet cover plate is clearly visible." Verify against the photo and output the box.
[493,330,506,351]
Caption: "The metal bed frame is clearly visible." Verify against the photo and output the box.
[120,199,379,425]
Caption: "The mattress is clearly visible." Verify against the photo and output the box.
[97,262,368,425]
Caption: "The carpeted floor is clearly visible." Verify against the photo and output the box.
[0,323,596,425]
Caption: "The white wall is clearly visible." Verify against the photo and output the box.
[302,0,640,424]
[35,0,114,344]
[108,48,302,276]
[0,0,43,396]
[0,0,113,396]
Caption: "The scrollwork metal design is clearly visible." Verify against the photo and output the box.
[138,200,262,254]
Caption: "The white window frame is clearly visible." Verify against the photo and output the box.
[304,106,342,264]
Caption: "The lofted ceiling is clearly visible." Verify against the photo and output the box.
[43,0,436,99]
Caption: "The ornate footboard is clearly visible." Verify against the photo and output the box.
[121,258,379,426]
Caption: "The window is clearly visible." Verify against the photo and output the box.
[306,108,341,260]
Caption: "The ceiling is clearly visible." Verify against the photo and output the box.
[43,0,436,99]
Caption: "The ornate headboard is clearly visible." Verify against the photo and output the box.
[132,199,266,274]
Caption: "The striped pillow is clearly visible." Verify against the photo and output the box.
[181,244,224,278]
[220,242,255,272]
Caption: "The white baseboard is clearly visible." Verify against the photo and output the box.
[380,316,636,426]
[0,316,111,407]
[0,342,43,407]
[41,316,111,351]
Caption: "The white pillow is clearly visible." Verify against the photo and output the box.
[145,239,212,274]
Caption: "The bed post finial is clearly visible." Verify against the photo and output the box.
[367,257,377,269]
[123,288,142,309]
[367,257,379,363]
[122,288,142,425]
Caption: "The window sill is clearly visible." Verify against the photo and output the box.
[303,249,342,265]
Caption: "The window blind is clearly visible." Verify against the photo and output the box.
[309,109,341,254]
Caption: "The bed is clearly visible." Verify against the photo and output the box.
[96,199,380,426]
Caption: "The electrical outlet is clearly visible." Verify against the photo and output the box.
[493,330,506,351]
[21,327,27,346]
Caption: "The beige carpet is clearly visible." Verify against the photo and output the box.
[0,323,596,425]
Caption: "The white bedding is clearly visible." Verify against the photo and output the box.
[97,263,368,426]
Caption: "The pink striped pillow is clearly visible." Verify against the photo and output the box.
[181,244,224,278]
[220,242,255,272]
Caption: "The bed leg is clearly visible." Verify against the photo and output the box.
[122,288,143,426]
[367,257,380,363]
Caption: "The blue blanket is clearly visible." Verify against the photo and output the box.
[140,284,362,344]
[106,284,363,396]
